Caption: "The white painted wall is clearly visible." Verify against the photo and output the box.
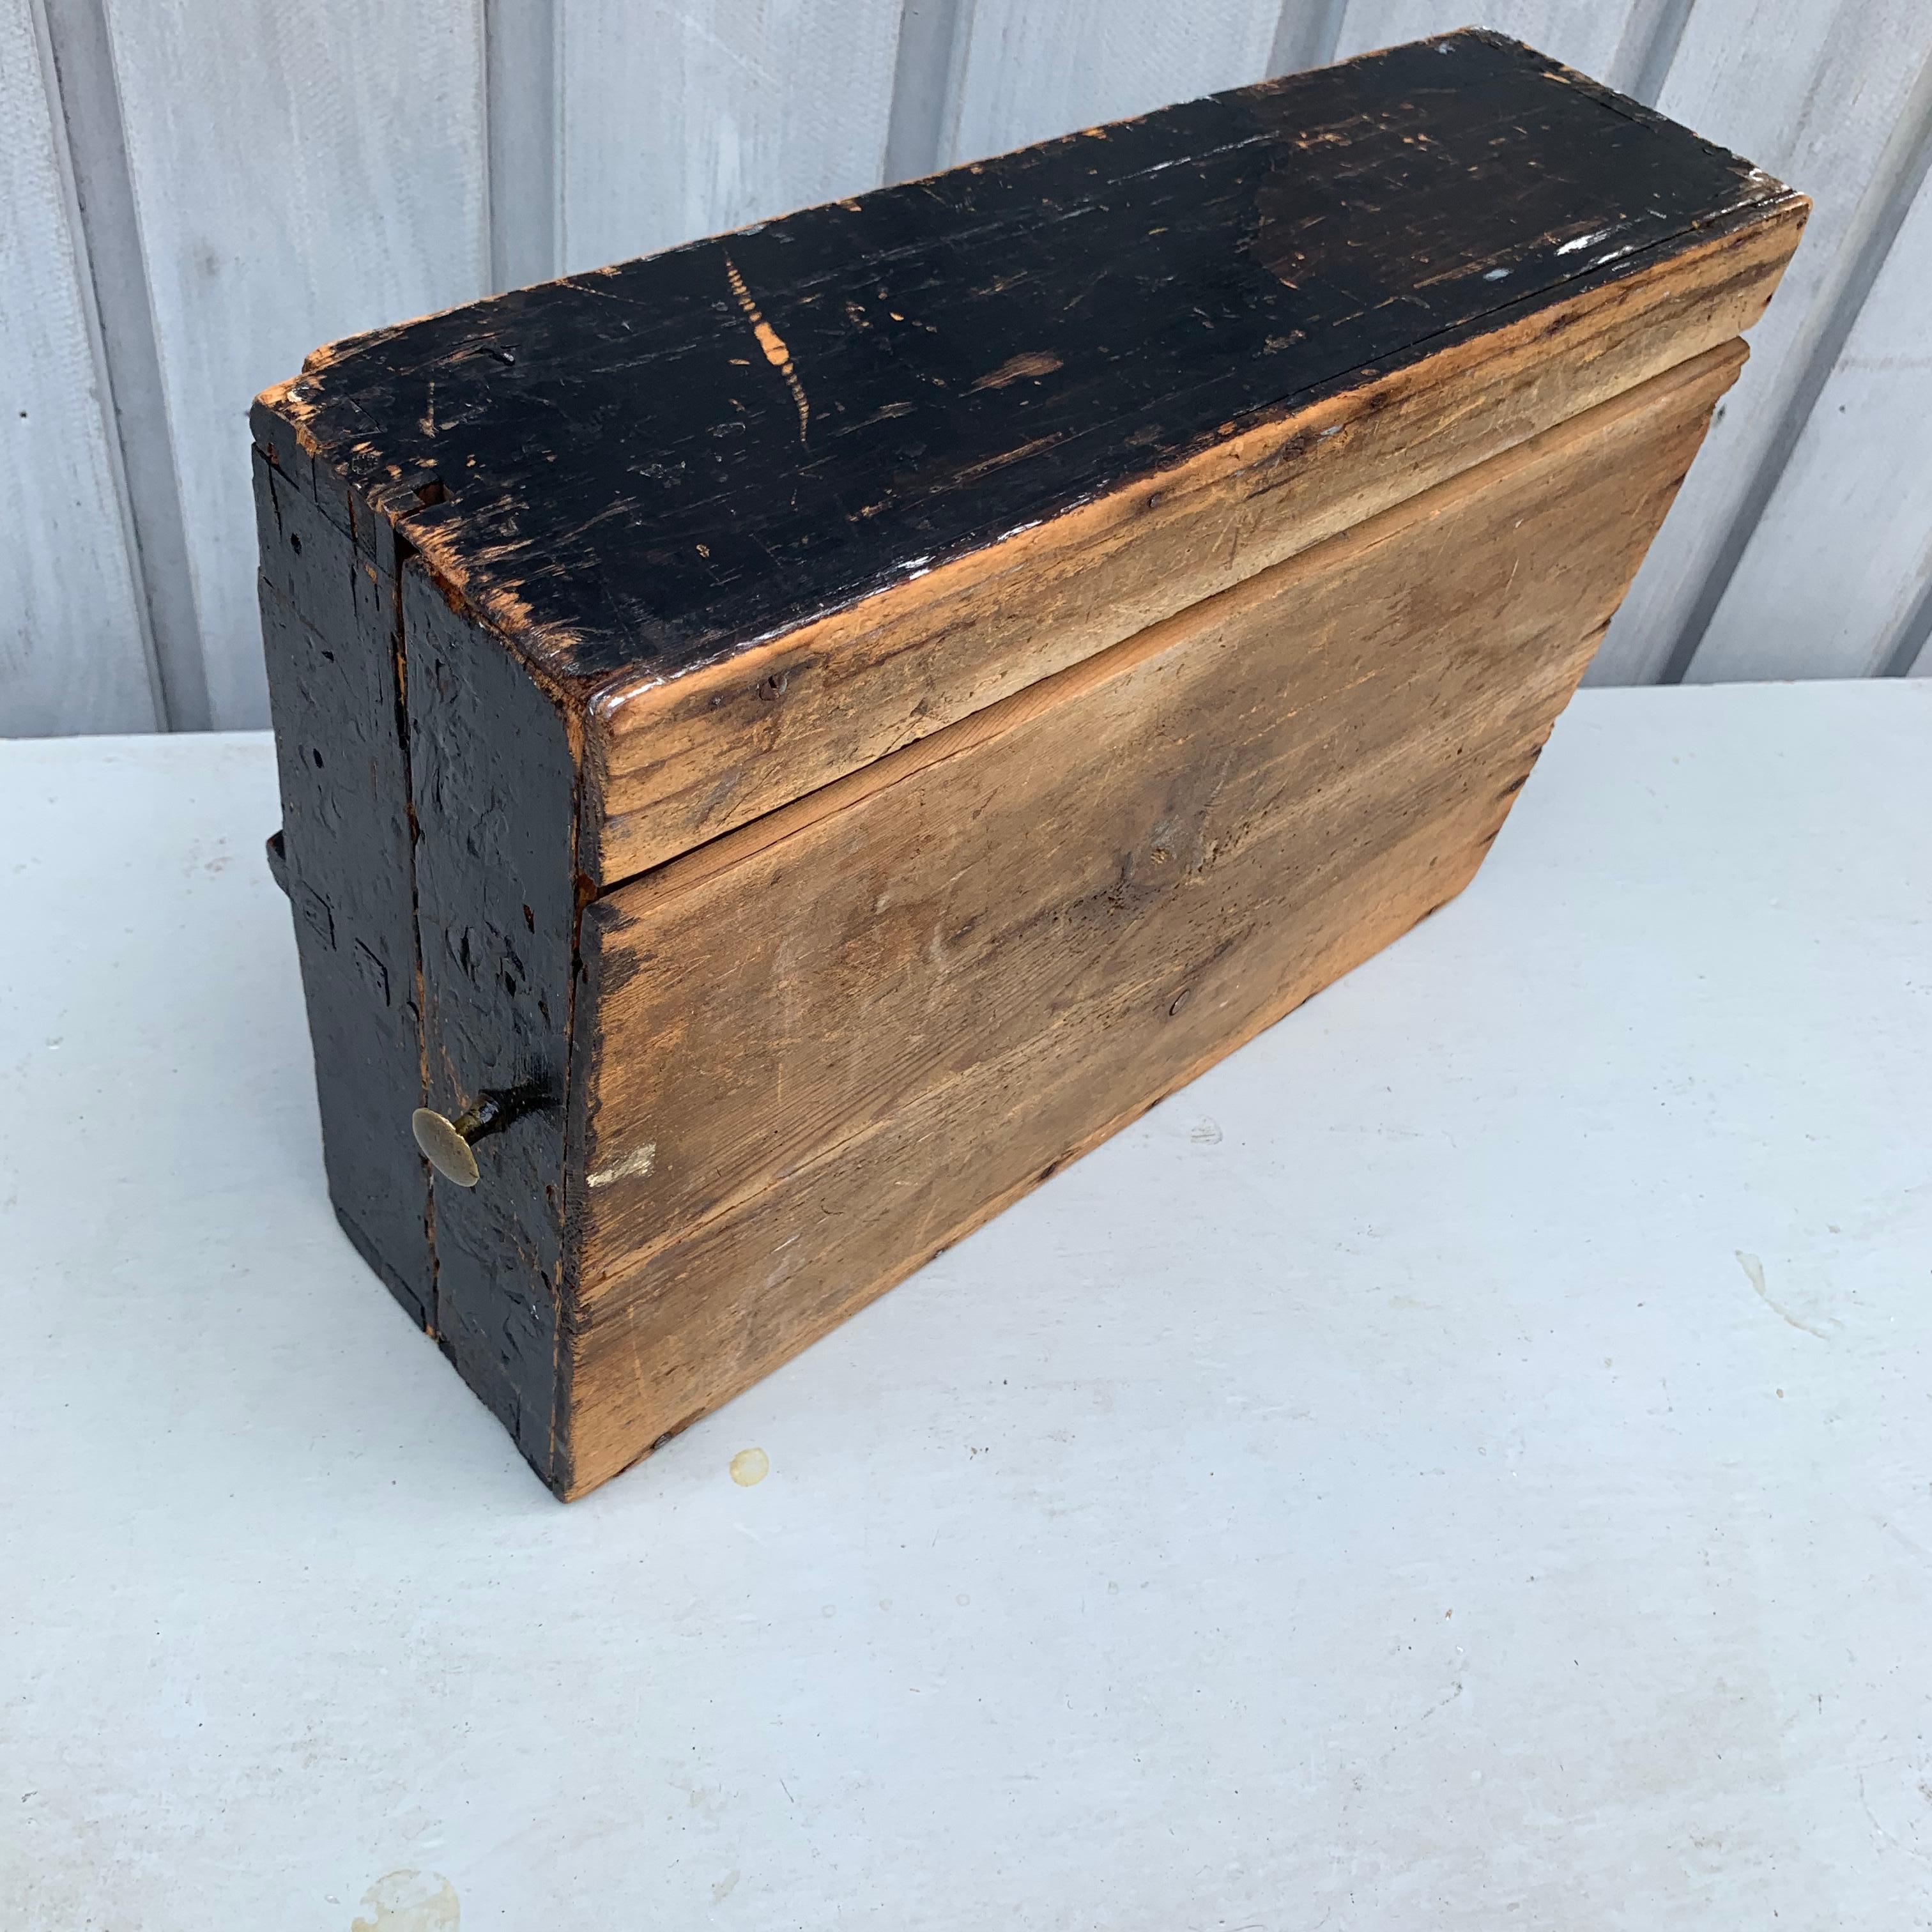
[558,0,903,275]
[2,0,155,733]
[946,0,1282,164]
[4,0,1928,734]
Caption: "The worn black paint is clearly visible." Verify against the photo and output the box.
[257,415,579,1489]
[267,31,1782,691]
[404,565,578,1488]
[252,438,434,1325]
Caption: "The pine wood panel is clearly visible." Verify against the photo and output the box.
[273,35,1789,702]
[100,0,487,728]
[0,0,155,735]
[558,344,1744,1496]
[557,0,903,275]
[586,205,1800,884]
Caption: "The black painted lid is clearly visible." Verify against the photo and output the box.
[260,29,1788,691]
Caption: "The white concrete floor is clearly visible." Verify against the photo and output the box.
[3,681,1928,1929]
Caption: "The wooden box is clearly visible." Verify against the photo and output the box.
[252,31,1803,1498]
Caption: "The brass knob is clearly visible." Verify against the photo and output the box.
[411,1093,512,1188]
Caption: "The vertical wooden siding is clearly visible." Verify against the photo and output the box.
[3,0,155,733]
[4,0,1928,736]
[556,0,903,276]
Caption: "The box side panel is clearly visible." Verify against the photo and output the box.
[558,342,1744,1497]
[402,567,578,1489]
[586,203,1804,884]
[252,431,433,1321]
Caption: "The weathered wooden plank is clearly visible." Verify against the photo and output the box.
[0,0,155,737]
[558,345,1742,1495]
[586,206,1798,883]
[946,0,1280,164]
[100,0,487,727]
[1588,0,1932,684]
[1690,154,1932,680]
[556,0,902,275]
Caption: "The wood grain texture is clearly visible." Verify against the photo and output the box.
[1689,130,1932,680]
[587,203,1800,882]
[947,0,1280,164]
[556,344,1744,1496]
[557,0,901,275]
[1587,0,1932,685]
[100,0,487,728]
[0,0,155,736]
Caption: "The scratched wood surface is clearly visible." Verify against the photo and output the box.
[0,0,155,735]
[264,33,1785,697]
[586,204,1797,884]
[250,431,434,1328]
[558,348,1744,1496]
